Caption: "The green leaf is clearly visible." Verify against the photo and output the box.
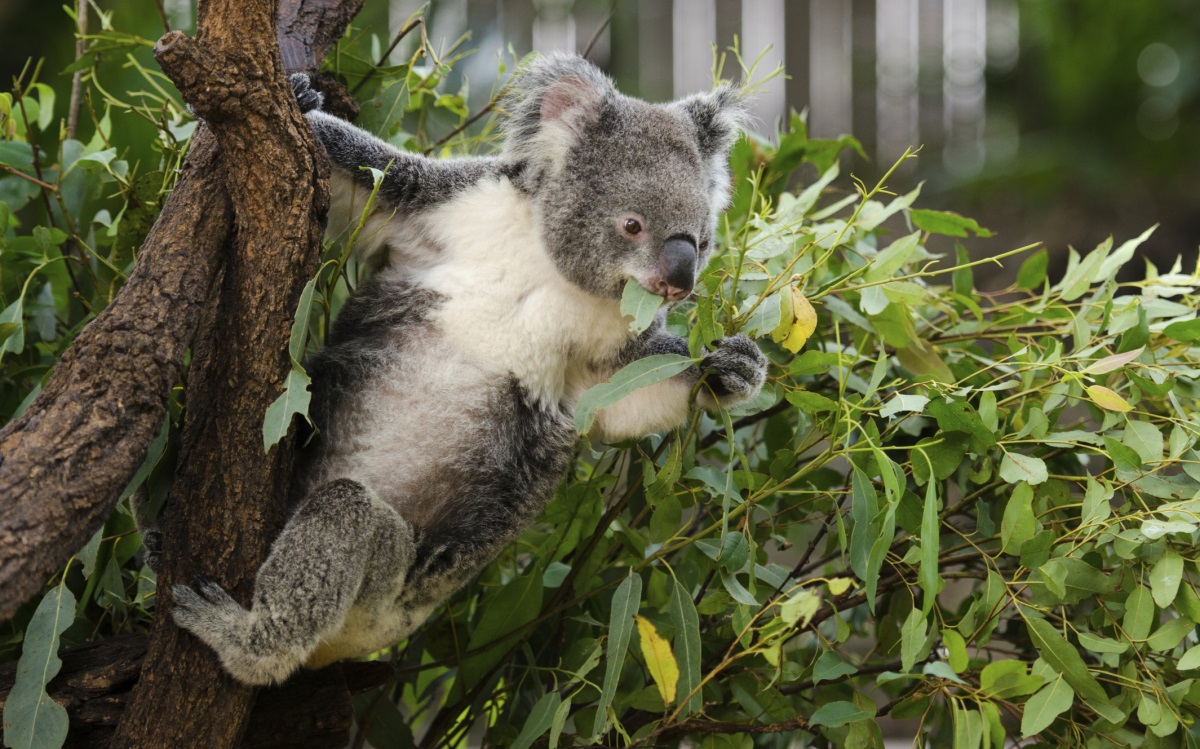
[909,208,993,238]
[620,278,664,334]
[785,390,838,414]
[1163,318,1200,342]
[262,366,312,453]
[593,572,642,737]
[512,693,561,749]
[999,452,1048,486]
[1037,557,1116,604]
[927,398,996,452]
[809,700,872,728]
[1001,483,1036,553]
[910,434,966,485]
[1021,676,1074,738]
[669,578,702,716]
[453,572,544,702]
[918,478,940,614]
[1016,249,1049,290]
[0,298,25,356]
[951,703,983,749]
[812,651,858,684]
[1123,585,1154,641]
[575,354,694,434]
[1025,617,1120,721]
[1146,617,1193,652]
[2,580,75,749]
[979,660,1045,699]
[900,609,926,672]
[1123,420,1162,465]
[941,629,968,673]
[1104,437,1144,474]
[1150,549,1183,609]
[288,275,319,363]
[1178,643,1200,671]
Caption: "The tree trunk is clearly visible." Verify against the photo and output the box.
[110,0,330,744]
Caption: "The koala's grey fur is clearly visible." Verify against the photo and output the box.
[170,54,768,685]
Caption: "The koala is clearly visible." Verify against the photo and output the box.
[169,54,768,685]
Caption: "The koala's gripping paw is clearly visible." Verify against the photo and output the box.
[700,334,768,404]
[289,73,324,114]
[141,528,162,573]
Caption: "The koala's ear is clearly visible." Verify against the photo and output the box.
[673,84,749,158]
[502,53,613,165]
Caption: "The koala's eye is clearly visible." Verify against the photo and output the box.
[623,218,643,236]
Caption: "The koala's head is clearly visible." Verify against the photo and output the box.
[501,53,747,301]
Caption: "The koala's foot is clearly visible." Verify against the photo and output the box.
[172,575,308,686]
[290,73,324,114]
[699,334,768,405]
[171,480,415,686]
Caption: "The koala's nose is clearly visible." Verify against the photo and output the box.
[654,236,698,301]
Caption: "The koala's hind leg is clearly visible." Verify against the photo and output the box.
[171,479,414,685]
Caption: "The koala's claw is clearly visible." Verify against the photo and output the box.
[290,73,324,114]
[141,528,162,572]
[700,334,768,402]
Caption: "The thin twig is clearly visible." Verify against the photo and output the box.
[697,399,788,450]
[66,0,88,140]
[154,0,171,34]
[581,0,619,60]
[350,16,427,96]
[423,97,498,153]
[0,163,58,191]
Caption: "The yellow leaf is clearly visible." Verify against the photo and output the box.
[783,288,817,353]
[635,615,679,705]
[1086,385,1133,413]
[826,577,853,596]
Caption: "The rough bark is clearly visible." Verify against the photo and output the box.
[277,0,364,72]
[0,636,393,748]
[0,128,229,622]
[110,0,330,745]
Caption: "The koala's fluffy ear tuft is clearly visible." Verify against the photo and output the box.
[673,83,749,158]
[501,53,614,167]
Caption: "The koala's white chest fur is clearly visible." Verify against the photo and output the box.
[412,178,631,404]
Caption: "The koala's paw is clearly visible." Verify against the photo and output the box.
[290,73,324,114]
[700,334,768,404]
[141,528,162,572]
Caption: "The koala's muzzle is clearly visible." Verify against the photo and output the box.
[651,236,698,301]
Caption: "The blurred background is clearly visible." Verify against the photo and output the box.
[4,0,1198,279]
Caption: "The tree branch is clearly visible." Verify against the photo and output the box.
[0,127,228,621]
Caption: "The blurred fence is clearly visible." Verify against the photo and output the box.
[385,0,1020,178]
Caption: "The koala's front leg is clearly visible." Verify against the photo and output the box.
[590,330,767,442]
[171,479,414,685]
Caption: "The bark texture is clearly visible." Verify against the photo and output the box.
[110,0,330,745]
[0,128,229,622]
[0,636,393,748]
